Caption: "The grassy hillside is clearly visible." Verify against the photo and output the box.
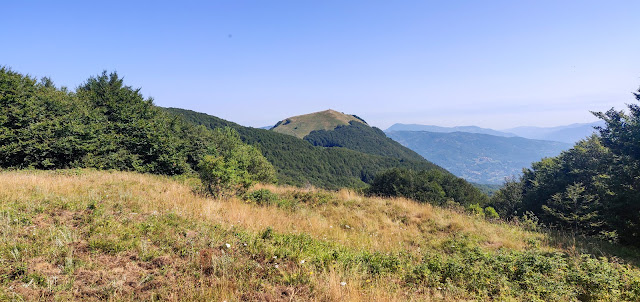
[1,170,639,301]
[164,108,444,189]
[387,131,572,184]
[271,109,367,138]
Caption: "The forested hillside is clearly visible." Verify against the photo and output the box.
[304,121,425,161]
[492,87,640,247]
[165,108,435,186]
[165,108,490,206]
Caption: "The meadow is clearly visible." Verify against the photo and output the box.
[1,169,639,301]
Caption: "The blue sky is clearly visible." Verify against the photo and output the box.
[3,1,639,129]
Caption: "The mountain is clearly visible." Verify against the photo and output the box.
[271,109,368,139]
[503,121,604,143]
[164,108,445,189]
[273,110,425,161]
[386,123,516,137]
[386,131,572,184]
[167,108,490,205]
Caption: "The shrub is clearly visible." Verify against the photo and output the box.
[467,204,484,217]
[198,155,251,198]
[243,189,279,206]
[484,206,500,219]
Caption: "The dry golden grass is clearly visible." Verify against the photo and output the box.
[3,169,637,301]
[0,169,540,256]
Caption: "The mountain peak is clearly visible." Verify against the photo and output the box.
[271,109,367,138]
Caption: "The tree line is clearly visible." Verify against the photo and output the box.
[491,86,640,246]
[0,68,275,196]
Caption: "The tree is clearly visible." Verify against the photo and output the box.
[198,127,276,198]
[367,168,488,206]
[490,176,523,219]
[542,183,602,236]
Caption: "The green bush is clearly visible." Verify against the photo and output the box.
[467,204,484,217]
[243,189,279,206]
[198,128,276,198]
[198,155,251,198]
[367,168,489,207]
[484,206,500,219]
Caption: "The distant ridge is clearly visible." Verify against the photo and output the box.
[386,123,516,137]
[503,121,604,143]
[272,109,367,139]
[387,131,572,184]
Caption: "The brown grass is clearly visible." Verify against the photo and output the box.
[0,169,540,253]
[0,169,607,301]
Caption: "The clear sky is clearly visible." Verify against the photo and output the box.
[3,1,639,130]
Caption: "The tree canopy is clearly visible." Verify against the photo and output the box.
[0,68,275,190]
[491,85,640,246]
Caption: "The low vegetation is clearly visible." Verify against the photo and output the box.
[1,170,639,301]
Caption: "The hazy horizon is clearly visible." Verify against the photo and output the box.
[4,1,639,130]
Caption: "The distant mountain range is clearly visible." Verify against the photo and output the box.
[386,124,517,137]
[502,121,604,143]
[386,131,572,184]
[387,121,602,144]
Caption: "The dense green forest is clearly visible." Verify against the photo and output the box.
[166,108,491,205]
[492,87,640,246]
[304,121,426,161]
[165,108,441,187]
[367,168,490,207]
[0,67,274,186]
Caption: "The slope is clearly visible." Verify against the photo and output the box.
[271,109,367,138]
[2,169,638,301]
[387,131,572,184]
[304,121,426,161]
[164,108,444,189]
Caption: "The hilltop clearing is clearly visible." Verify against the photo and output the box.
[271,109,367,139]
